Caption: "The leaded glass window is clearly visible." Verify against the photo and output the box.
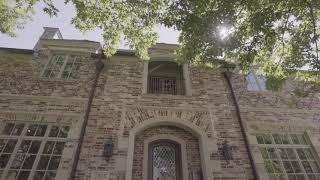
[42,54,82,79]
[256,133,320,180]
[0,122,70,180]
[149,140,181,180]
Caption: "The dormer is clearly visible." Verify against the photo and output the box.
[34,27,63,51]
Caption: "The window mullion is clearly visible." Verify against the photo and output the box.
[27,125,51,180]
[57,55,69,78]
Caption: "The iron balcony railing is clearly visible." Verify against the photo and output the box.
[148,76,184,95]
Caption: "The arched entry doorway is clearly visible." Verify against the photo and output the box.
[125,118,210,180]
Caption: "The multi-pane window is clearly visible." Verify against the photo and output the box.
[256,133,320,180]
[42,54,82,79]
[246,70,267,91]
[0,122,70,180]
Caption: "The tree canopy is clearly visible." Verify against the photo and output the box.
[1,0,320,92]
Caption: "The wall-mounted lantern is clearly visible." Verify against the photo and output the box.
[222,140,233,163]
[103,139,114,159]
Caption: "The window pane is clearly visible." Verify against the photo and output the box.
[279,148,288,159]
[26,124,38,136]
[286,149,297,159]
[273,134,282,144]
[303,149,314,160]
[302,161,313,173]
[272,160,283,173]
[0,154,11,168]
[264,160,274,173]
[291,134,300,144]
[43,141,55,154]
[281,134,290,144]
[260,147,269,159]
[256,134,264,144]
[11,154,26,169]
[2,123,14,135]
[53,142,65,155]
[283,161,294,173]
[264,134,273,144]
[0,139,7,152]
[291,161,302,173]
[48,156,61,170]
[17,171,30,180]
[12,123,25,136]
[43,55,66,78]
[267,148,277,159]
[58,126,69,138]
[6,170,18,179]
[49,126,59,137]
[309,161,320,173]
[18,140,32,153]
[152,145,177,180]
[22,155,36,169]
[37,156,50,170]
[34,171,45,180]
[297,149,307,160]
[44,171,56,180]
[35,125,47,137]
[29,141,41,154]
[4,140,17,153]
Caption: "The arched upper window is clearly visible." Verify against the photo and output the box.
[147,61,185,95]
[148,140,182,180]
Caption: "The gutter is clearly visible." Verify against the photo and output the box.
[70,57,105,179]
[223,71,258,180]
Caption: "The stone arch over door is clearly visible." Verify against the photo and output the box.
[125,117,211,180]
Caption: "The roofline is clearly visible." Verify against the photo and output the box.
[0,47,34,54]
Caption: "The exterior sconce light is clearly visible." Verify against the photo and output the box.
[222,140,233,164]
[103,140,114,159]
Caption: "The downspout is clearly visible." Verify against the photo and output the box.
[70,56,105,179]
[223,70,258,180]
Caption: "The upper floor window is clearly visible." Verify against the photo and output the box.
[256,133,320,180]
[246,70,266,91]
[148,61,185,95]
[42,54,82,79]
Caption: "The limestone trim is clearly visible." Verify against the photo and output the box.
[142,135,188,180]
[125,117,211,180]
[122,106,212,138]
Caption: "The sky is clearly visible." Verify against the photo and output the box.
[0,1,179,50]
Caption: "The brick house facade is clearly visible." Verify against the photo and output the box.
[0,27,319,180]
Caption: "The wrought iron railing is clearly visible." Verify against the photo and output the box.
[148,76,184,95]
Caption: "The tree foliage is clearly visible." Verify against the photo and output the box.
[1,0,320,92]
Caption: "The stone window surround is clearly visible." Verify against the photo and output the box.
[0,111,83,180]
[124,117,212,180]
[142,59,192,96]
[40,50,87,80]
[248,129,320,180]
[142,134,188,180]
